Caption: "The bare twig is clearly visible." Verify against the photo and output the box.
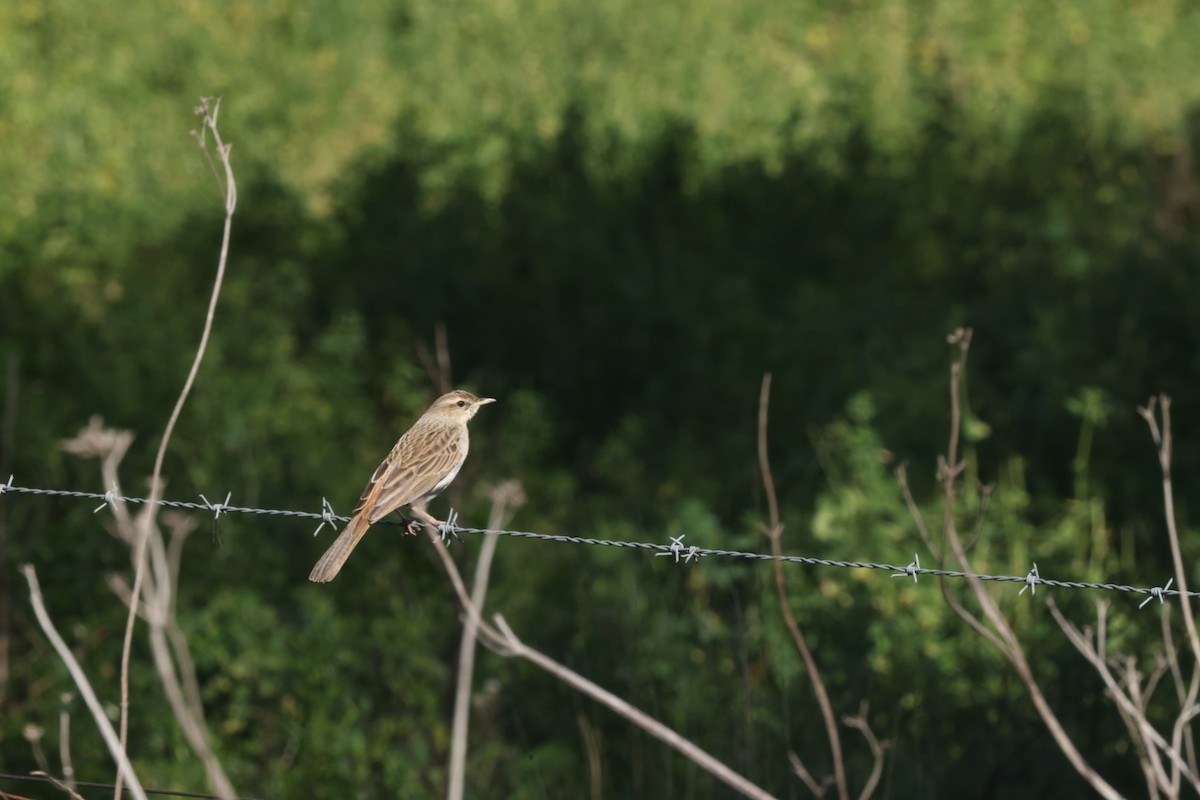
[1048,599,1197,793]
[26,772,84,800]
[787,752,831,798]
[577,711,604,800]
[447,480,525,800]
[59,694,76,795]
[1139,397,1200,667]
[20,565,146,800]
[0,353,18,710]
[843,702,888,800]
[758,373,849,800]
[114,96,237,800]
[494,614,778,800]
[424,524,776,800]
[417,322,454,395]
[67,419,236,799]
[896,465,1005,652]
[936,329,1122,800]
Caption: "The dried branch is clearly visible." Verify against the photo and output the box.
[577,711,604,800]
[20,565,146,800]
[447,480,525,800]
[936,329,1122,800]
[787,751,830,798]
[896,464,1005,652]
[417,322,454,395]
[758,373,849,800]
[424,526,775,800]
[1047,598,1197,793]
[113,96,237,800]
[59,694,77,796]
[843,701,888,800]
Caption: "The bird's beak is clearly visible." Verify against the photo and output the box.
[478,397,497,406]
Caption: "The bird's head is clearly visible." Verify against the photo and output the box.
[430,389,496,423]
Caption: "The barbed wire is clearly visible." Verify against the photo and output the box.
[1,478,1193,604]
[0,771,264,800]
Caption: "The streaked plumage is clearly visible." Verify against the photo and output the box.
[308,389,495,583]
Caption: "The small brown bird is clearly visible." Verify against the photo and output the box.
[308,389,496,583]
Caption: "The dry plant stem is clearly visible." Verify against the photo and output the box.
[757,374,849,800]
[842,703,886,800]
[1047,599,1197,793]
[1162,609,1200,776]
[424,530,776,800]
[896,466,1005,652]
[496,614,779,800]
[1140,398,1200,667]
[92,461,233,797]
[447,482,524,800]
[1139,396,1200,794]
[787,752,831,798]
[26,772,85,800]
[417,322,454,394]
[20,565,147,800]
[59,702,76,794]
[938,329,1122,800]
[577,711,604,800]
[0,354,18,711]
[115,97,237,800]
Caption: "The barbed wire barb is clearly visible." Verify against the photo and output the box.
[94,485,120,515]
[892,554,920,583]
[1140,577,1174,610]
[1020,563,1042,596]
[198,491,233,520]
[655,534,687,563]
[313,497,340,537]
[439,508,464,545]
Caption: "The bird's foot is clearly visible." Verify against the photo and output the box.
[395,513,424,536]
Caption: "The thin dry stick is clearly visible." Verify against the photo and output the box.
[20,565,147,800]
[69,420,235,799]
[757,373,848,800]
[577,711,604,800]
[936,329,1122,800]
[842,702,886,800]
[896,465,1004,651]
[1047,599,1196,792]
[496,614,779,800]
[787,752,831,799]
[1161,606,1200,777]
[0,354,18,712]
[447,481,524,800]
[114,96,236,800]
[424,531,777,800]
[417,323,454,395]
[1139,396,1200,795]
[59,696,76,795]
[1139,398,1200,669]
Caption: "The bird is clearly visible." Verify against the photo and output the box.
[308,389,496,583]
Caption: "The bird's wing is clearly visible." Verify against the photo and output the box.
[364,422,464,524]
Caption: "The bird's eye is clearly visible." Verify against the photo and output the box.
[457,400,467,408]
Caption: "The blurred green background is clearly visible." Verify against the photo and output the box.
[3,0,1200,796]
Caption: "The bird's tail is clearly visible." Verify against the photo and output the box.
[309,512,372,583]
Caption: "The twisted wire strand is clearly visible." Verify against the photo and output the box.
[1,481,1192,601]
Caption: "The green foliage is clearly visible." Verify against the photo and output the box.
[4,0,1200,796]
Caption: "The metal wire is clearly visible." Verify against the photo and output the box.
[0,771,264,800]
[1,479,1193,602]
